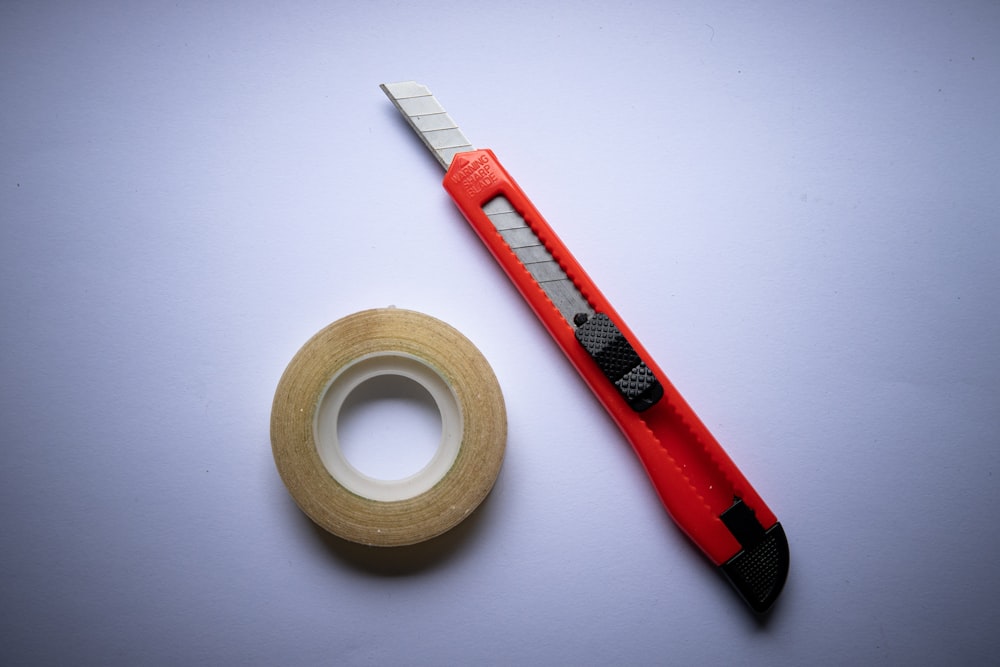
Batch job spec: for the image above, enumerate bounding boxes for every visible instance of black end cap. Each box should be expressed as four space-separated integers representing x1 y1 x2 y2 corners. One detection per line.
720 522 789 614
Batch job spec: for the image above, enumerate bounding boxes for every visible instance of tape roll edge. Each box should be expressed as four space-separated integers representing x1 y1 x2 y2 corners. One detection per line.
270 308 506 547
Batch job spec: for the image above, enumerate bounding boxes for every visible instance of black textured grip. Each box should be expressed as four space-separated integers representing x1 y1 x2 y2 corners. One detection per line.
574 313 663 411
721 522 789 614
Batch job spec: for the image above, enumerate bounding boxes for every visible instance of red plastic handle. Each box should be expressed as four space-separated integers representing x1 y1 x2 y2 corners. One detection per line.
442 149 777 566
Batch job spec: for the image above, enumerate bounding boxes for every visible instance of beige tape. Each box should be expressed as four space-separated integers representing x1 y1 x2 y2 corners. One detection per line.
270 308 506 547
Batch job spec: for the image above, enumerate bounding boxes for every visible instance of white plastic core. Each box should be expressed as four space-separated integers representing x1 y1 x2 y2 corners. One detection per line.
313 352 463 502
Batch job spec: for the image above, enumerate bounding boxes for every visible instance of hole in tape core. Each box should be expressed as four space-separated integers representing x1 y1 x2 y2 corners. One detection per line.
313 352 464 502
337 375 442 481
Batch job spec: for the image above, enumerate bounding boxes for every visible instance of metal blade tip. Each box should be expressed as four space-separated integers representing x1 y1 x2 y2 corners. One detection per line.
380 81 431 100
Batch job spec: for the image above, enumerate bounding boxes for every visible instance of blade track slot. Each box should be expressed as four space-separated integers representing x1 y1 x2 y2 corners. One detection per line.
484 195 593 324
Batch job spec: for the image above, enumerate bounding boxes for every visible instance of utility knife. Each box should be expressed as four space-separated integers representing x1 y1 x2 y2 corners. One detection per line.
381 81 789 613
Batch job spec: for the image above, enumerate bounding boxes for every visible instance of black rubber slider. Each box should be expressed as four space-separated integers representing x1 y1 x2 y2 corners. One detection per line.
574 312 663 411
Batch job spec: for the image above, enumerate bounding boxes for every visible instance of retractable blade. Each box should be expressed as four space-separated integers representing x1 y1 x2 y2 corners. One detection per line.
381 81 789 613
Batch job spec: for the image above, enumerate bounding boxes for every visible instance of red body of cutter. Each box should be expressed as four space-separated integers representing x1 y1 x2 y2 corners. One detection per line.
383 83 788 613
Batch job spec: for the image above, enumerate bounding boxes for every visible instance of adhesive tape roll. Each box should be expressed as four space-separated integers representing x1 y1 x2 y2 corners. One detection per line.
270 308 506 547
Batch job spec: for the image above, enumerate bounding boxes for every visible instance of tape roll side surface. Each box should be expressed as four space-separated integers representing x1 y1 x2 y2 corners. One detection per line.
270 308 506 547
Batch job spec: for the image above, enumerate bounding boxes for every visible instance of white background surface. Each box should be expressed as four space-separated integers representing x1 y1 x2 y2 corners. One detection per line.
2 2 999 664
